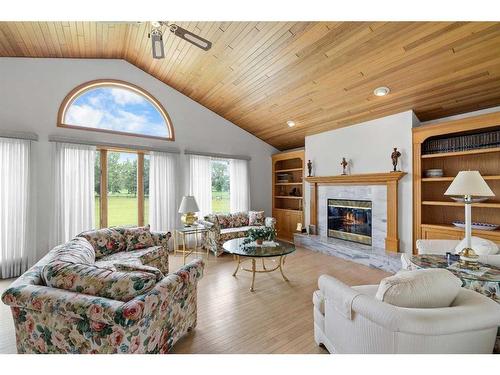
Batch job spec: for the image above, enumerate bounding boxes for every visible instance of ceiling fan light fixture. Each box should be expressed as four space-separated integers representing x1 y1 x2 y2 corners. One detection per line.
169 24 212 51
150 30 165 59
373 86 390 97
287 120 296 128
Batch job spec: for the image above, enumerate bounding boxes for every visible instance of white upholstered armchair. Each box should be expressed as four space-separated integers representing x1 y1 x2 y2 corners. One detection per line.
313 274 500 354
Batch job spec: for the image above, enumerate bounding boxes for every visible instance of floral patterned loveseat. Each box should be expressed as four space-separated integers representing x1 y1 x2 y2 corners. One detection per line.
1 226 204 354
199 211 276 256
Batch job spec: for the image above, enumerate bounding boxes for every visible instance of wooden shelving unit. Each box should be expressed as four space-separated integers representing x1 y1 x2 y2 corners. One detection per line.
420 146 500 159
413 112 500 253
422 175 500 182
275 168 303 173
422 200 500 208
272 150 305 242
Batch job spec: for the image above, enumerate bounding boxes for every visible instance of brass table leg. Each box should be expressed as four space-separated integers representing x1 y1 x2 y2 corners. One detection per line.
174 231 178 256
250 258 256 292
261 258 267 270
232 255 241 276
205 233 210 261
182 233 186 265
279 255 289 282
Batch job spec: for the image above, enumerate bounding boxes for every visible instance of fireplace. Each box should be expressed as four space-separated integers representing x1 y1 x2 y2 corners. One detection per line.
327 199 372 245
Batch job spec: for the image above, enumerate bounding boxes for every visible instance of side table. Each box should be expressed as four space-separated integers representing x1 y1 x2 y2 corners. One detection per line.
174 225 209 264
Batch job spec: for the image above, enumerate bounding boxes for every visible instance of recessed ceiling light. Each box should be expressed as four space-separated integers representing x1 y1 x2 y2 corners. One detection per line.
373 86 390 97
287 120 296 127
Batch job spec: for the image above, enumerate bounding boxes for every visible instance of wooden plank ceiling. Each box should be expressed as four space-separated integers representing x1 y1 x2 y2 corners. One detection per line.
1 21 500 150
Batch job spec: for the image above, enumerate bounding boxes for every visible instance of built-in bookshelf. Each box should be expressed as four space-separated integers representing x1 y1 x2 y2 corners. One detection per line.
272 150 304 242
422 129 499 155
413 112 500 253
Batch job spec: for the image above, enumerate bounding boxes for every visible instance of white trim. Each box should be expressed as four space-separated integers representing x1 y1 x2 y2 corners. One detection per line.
48 135 180 154
184 149 251 161
0 130 38 141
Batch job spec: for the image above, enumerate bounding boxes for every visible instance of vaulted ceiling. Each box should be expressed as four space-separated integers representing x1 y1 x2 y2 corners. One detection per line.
1 21 500 150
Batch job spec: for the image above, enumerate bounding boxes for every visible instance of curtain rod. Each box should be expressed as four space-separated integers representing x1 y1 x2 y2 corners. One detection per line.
0 130 38 141
184 150 251 161
48 135 181 154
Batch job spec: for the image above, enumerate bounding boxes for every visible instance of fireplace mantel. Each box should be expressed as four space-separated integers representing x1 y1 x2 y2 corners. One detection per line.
305 172 407 252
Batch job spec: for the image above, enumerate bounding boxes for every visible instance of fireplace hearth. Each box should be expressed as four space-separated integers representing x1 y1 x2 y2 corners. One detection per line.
327 199 372 245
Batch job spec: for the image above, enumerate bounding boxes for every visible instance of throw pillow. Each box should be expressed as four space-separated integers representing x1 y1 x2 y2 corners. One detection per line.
249 211 265 226
375 268 462 308
216 214 232 229
114 262 164 282
231 212 249 227
41 261 157 302
454 236 499 256
50 237 96 265
77 227 126 258
123 225 155 251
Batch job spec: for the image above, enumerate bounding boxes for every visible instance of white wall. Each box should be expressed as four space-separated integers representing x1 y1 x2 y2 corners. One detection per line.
305 111 416 253
0 57 277 259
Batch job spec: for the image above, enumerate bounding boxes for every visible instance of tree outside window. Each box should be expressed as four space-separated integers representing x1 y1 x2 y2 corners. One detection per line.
211 160 230 213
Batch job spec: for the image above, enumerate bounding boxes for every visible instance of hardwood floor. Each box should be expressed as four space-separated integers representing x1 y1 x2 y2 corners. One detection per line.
0 247 390 354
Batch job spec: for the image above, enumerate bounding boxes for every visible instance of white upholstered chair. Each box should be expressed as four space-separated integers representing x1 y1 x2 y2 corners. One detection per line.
313 274 500 354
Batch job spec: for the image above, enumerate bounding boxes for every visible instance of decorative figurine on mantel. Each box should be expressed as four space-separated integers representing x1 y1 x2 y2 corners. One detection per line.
307 159 313 177
340 157 348 175
391 147 402 172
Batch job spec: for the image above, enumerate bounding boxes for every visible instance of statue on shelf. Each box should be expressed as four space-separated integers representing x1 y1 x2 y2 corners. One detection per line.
340 157 348 175
307 159 313 177
391 147 402 172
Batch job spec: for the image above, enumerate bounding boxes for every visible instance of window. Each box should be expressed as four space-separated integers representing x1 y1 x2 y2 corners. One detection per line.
0 137 36 278
189 154 249 215
58 80 174 140
107 152 139 227
95 148 149 228
211 159 230 213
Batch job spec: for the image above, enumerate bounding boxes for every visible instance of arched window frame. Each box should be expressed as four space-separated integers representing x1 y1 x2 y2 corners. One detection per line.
57 79 175 141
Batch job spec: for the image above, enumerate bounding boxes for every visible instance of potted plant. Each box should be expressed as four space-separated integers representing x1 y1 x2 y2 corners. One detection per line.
243 227 276 246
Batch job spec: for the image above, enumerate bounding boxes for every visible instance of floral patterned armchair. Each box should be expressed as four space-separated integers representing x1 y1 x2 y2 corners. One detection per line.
199 211 276 256
1 226 205 354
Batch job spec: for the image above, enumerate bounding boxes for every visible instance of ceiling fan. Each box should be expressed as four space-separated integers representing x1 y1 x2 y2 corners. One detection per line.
148 21 212 59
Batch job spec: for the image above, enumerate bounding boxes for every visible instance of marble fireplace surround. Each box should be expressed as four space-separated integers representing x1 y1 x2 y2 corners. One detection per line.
305 172 406 252
321 186 385 249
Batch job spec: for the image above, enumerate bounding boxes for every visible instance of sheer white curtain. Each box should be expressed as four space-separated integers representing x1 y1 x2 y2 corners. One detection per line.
149 151 178 232
0 138 36 278
188 154 212 217
229 158 250 213
50 142 95 247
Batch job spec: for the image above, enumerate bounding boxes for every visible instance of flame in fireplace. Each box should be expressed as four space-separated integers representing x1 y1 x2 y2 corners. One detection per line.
343 211 364 226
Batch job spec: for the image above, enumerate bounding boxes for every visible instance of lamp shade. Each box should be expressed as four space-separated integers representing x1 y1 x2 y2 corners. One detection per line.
444 171 495 197
178 196 200 213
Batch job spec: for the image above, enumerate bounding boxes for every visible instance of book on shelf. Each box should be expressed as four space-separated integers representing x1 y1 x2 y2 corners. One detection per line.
276 173 292 183
422 129 500 155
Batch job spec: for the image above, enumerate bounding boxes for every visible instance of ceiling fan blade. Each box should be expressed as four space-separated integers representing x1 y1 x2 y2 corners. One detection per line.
170 25 212 51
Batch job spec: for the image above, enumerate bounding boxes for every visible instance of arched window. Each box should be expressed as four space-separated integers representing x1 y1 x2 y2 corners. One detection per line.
58 80 174 140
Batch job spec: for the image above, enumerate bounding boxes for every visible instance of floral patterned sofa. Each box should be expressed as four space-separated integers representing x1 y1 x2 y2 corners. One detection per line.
199 211 276 256
1 226 204 354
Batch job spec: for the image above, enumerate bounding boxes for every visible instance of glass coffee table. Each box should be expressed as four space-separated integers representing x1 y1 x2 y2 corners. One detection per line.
222 238 296 292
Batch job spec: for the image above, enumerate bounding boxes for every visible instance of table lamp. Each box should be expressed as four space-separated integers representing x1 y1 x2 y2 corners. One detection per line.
178 196 200 227
444 171 495 269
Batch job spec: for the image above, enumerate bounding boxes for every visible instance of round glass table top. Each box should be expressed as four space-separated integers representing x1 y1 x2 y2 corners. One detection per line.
222 238 296 258
410 255 500 282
